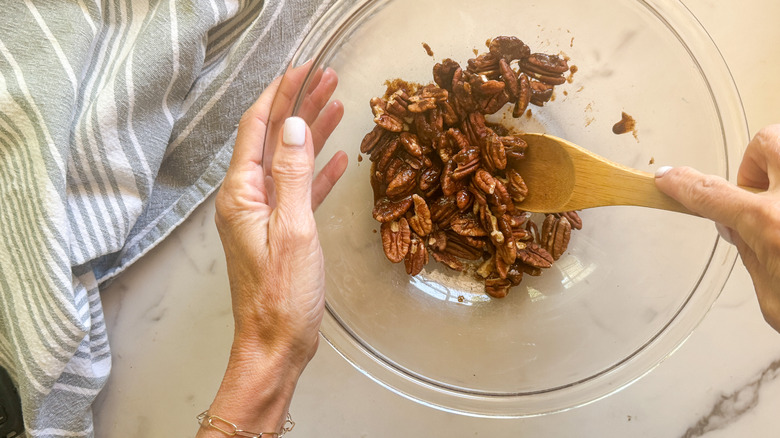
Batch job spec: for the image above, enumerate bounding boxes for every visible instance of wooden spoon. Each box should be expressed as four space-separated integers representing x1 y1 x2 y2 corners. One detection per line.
512 133 756 214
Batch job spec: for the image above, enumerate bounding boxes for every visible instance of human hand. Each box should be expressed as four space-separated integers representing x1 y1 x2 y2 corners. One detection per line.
201 67 347 436
655 124 780 332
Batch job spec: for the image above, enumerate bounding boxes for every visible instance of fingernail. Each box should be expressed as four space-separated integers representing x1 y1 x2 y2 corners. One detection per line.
283 117 306 147
715 223 735 245
655 166 673 178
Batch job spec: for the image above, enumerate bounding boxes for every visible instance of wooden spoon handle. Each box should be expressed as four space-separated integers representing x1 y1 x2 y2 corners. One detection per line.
569 165 762 215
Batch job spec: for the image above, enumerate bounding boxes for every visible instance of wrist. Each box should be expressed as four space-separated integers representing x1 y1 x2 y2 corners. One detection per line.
198 341 306 437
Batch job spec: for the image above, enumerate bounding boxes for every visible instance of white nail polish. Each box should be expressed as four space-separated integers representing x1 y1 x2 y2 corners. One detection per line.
283 117 306 147
654 166 673 178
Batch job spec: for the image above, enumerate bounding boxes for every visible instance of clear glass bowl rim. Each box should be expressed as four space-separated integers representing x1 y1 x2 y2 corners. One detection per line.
276 0 749 418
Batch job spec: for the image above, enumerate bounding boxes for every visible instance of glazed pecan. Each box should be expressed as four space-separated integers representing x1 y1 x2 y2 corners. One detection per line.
488 36 531 61
516 242 554 269
429 195 459 227
405 233 428 275
385 164 418 199
443 233 483 261
418 162 442 196
512 73 531 117
500 135 528 161
399 132 423 158
361 125 387 154
441 159 465 196
450 213 487 237
381 218 411 263
455 189 473 211
408 194 433 237
431 248 465 271
433 58 460 90
520 53 569 75
560 210 583 230
485 277 511 298
452 145 481 180
529 80 554 106
371 97 404 132
499 58 519 101
506 168 529 202
373 196 413 223
540 214 572 260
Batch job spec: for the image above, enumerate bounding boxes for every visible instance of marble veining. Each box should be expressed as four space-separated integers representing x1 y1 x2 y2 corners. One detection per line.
681 358 780 438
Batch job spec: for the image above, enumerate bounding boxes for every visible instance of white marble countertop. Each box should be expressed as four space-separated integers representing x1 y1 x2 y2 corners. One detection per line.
93 1 780 436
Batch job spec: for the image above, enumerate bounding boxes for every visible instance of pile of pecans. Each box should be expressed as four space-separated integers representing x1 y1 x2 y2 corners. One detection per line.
360 36 582 298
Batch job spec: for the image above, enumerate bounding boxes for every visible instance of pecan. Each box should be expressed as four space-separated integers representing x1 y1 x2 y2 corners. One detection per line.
450 213 487 237
383 158 404 184
433 58 460 90
399 132 423 158
371 136 400 172
452 145 481 179
473 169 497 195
480 89 510 115
499 58 519 101
427 229 447 252
407 94 437 113
494 213 517 265
361 125 387 154
520 53 569 75
443 235 483 261
477 79 506 96
467 52 500 77
485 277 511 298
540 214 572 260
516 241 553 269
414 110 442 143
506 265 524 286
512 73 531 117
488 36 531 61
381 218 411 263
386 164 417 199
500 135 527 161
371 97 404 132
561 210 583 230
385 90 409 118
373 196 413 223
404 233 428 275
441 159 464 196
455 188 473 211
408 194 433 237
506 168 529 202
418 162 442 196
495 253 509 279
431 249 465 271
429 195 459 227
529 80 554 106
482 132 507 171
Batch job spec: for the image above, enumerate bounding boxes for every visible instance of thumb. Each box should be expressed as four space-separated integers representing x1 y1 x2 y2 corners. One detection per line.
654 166 758 229
272 117 314 214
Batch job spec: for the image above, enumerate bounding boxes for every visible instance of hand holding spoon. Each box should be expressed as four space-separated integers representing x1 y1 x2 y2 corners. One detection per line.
513 133 761 214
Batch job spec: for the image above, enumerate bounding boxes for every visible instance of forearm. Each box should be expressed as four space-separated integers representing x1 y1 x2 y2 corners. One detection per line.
196 341 306 437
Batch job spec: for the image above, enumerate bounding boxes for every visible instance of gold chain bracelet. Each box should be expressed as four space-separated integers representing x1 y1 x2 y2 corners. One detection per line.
197 411 295 437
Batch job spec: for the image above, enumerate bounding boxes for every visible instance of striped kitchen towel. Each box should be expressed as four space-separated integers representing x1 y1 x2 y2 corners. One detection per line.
0 0 334 435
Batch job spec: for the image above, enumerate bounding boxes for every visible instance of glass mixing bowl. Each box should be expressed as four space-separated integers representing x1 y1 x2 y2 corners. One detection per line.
264 0 747 417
